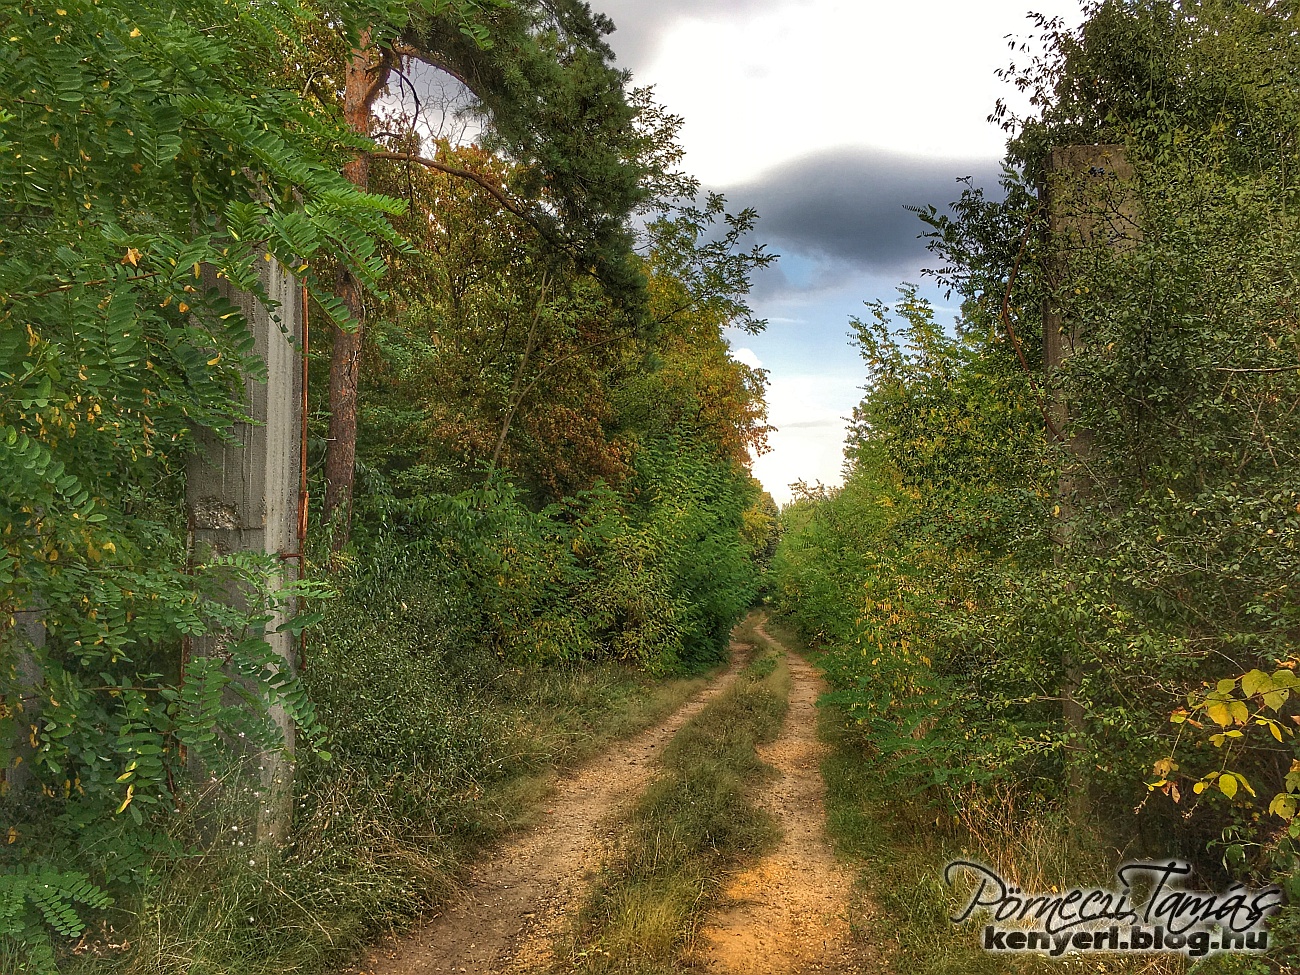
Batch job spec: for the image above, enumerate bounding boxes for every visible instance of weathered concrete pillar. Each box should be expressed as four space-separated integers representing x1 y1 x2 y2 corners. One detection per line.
1042 145 1138 824
186 258 302 844
1043 145 1138 376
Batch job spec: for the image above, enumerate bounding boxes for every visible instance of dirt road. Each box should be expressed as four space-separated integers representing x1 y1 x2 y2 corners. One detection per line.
354 621 869 974
355 650 747 975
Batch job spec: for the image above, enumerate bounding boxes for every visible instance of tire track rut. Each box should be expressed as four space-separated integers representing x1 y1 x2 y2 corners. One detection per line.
692 624 869 974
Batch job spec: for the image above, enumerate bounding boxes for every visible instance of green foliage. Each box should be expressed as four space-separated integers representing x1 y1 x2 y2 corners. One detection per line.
1013 1 1300 884
772 7 1300 958
400 0 682 306
349 134 771 674
0 868 111 974
346 449 760 677
625 440 765 668
363 143 638 502
770 291 1056 796
0 0 406 956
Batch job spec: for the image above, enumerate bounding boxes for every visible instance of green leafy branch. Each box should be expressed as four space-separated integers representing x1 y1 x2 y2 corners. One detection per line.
1153 666 1300 829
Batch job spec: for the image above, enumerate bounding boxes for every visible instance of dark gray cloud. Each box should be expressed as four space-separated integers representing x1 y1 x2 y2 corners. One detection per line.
723 148 1003 281
595 1 784 71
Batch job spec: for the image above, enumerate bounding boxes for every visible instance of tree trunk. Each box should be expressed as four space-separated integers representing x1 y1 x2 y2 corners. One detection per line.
322 30 388 548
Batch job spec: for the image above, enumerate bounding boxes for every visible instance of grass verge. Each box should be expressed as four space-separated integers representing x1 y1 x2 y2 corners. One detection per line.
558 634 791 973
754 621 1284 975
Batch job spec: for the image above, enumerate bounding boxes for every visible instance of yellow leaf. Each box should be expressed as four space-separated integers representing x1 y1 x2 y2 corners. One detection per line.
1219 774 1238 799
178 302 189 313
1217 678 1238 695
6 827 16 844
121 247 142 267
1263 688 1290 712
1193 780 1208 794
116 784 134 814
1206 701 1232 727
1241 669 1273 698
1270 794 1298 820
207 354 221 366
129 27 141 37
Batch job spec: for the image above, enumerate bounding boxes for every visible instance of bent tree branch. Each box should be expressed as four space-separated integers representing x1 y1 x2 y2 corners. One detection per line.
368 149 577 262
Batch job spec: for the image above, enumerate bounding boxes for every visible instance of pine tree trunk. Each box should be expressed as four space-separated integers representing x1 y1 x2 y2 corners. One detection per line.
323 31 385 548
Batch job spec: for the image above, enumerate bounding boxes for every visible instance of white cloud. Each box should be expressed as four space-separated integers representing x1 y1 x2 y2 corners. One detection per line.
732 346 763 370
617 0 1084 185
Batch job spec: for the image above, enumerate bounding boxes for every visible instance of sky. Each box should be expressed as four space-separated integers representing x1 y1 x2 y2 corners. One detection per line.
592 0 1086 504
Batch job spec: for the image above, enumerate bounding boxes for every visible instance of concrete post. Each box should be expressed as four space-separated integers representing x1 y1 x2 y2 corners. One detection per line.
186 258 302 844
1042 145 1138 824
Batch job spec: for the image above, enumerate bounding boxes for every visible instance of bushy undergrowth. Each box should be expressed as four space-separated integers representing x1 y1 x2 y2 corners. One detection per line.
817 703 1180 975
347 458 761 675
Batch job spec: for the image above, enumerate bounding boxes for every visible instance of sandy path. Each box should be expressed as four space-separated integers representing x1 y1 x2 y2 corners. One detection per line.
354 648 747 975
692 624 869 974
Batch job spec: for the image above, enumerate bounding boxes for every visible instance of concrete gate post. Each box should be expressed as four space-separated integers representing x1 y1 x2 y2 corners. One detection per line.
2 608 46 797
186 258 302 844
1042 145 1138 823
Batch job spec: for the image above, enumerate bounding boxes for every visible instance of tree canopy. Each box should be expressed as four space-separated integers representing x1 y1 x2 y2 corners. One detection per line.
0 1 776 966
